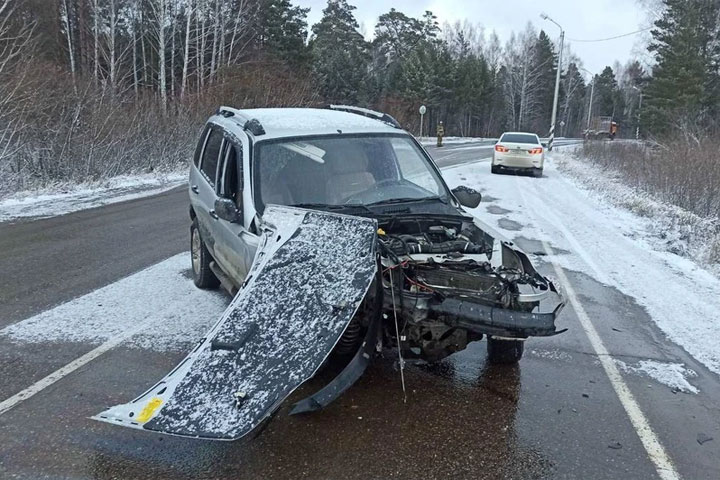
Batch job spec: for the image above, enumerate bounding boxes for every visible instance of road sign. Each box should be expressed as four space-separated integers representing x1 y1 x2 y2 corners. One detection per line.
419 105 426 115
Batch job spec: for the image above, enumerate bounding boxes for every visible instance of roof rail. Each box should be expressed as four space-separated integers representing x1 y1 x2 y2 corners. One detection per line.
328 105 402 129
216 106 266 136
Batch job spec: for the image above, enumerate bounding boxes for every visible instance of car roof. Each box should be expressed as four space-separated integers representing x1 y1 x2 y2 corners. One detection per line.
221 107 402 140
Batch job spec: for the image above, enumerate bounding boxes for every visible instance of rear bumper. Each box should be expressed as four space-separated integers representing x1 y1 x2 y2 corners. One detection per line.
493 153 543 169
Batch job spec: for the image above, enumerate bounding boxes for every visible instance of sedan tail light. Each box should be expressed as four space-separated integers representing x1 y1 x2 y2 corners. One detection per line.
495 145 509 153
528 147 543 154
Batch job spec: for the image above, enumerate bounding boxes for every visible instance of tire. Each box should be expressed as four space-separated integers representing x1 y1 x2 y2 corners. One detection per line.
491 165 500 174
190 218 220 289
533 168 543 178
487 337 524 364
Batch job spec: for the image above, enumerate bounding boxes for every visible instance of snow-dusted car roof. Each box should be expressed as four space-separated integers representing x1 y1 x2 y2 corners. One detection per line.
233 108 401 140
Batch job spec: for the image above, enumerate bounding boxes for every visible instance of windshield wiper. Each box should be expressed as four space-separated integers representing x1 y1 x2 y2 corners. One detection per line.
366 196 448 207
289 203 374 214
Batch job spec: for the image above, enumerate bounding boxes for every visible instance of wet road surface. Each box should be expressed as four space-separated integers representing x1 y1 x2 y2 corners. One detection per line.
1 140 719 479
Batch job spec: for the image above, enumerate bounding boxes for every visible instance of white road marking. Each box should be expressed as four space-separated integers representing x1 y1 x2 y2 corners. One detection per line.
0 321 149 416
517 178 681 480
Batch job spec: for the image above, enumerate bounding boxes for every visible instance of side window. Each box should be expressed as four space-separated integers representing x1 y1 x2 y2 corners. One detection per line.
200 127 223 187
220 142 243 209
193 125 211 167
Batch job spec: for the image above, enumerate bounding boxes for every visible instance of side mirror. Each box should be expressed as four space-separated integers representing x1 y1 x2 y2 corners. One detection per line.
452 186 482 209
214 198 241 223
541 142 548 148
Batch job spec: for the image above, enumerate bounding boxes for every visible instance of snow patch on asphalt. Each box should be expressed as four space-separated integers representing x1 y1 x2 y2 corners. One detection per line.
529 349 573 361
616 359 698 394
0 172 187 223
0 254 228 351
441 157 720 377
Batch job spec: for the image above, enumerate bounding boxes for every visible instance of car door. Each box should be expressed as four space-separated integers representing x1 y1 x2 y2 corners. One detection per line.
190 124 224 253
212 133 258 284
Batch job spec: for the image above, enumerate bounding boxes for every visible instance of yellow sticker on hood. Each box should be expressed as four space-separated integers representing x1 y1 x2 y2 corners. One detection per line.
136 397 163 423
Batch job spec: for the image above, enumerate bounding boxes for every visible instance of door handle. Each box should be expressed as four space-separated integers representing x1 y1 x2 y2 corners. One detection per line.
209 210 219 220
191 185 199 194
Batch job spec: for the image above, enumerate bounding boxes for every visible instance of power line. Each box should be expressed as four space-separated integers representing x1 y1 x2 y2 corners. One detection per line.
567 27 652 43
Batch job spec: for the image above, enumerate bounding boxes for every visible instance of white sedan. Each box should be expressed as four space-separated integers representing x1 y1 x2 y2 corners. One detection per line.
491 132 545 177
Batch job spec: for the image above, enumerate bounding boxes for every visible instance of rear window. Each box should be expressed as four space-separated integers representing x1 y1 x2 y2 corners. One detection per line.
500 133 539 144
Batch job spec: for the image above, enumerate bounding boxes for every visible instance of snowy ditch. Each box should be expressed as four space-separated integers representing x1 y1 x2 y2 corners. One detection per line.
0 172 187 222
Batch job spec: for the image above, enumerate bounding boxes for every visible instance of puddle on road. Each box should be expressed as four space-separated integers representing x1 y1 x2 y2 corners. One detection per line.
486 205 512 215
512 237 570 256
498 218 522 231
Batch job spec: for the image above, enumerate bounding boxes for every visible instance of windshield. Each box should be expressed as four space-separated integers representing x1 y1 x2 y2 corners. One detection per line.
254 134 448 211
500 133 540 144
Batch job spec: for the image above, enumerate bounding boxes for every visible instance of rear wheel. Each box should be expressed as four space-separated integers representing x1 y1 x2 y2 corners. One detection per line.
487 337 524 364
491 165 500 174
191 218 219 289
533 168 543 178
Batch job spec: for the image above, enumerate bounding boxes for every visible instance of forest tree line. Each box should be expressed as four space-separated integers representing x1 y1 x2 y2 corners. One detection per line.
0 0 716 193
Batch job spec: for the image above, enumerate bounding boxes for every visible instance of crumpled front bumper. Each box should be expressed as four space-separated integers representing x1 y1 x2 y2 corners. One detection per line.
428 281 566 338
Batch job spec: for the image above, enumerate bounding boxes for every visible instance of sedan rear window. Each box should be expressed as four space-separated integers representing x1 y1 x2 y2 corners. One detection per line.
500 133 539 144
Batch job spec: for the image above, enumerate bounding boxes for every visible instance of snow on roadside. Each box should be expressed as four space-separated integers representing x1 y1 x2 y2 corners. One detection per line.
441 156 720 377
616 359 698 394
0 172 187 223
551 147 720 276
419 136 496 146
0 253 228 351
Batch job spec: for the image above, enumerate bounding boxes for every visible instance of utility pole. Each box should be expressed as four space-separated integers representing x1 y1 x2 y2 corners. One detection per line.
632 85 642 140
541 13 564 151
580 67 595 130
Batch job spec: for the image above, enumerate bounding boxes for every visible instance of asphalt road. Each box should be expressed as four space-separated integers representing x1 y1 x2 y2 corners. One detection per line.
1 140 719 480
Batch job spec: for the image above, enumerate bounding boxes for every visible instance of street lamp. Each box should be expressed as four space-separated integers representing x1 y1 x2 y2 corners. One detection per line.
632 85 642 140
541 12 564 151
580 67 595 131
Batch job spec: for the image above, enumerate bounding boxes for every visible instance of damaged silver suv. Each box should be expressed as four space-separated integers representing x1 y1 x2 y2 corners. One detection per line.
95 106 565 441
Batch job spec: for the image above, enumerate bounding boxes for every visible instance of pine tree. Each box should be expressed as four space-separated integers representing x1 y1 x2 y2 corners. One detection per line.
645 0 720 133
559 62 586 136
254 0 310 67
310 0 369 104
593 67 623 118
529 30 557 134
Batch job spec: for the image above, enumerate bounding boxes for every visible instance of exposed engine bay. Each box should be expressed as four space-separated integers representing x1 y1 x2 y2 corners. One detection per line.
341 215 564 363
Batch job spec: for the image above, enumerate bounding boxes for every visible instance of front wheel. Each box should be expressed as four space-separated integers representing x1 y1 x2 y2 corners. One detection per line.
190 219 219 289
487 337 524 364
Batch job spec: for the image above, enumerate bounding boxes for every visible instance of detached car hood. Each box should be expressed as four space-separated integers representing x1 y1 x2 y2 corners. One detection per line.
94 206 377 440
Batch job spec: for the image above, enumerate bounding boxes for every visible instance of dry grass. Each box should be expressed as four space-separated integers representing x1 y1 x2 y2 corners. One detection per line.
0 62 321 198
581 139 720 218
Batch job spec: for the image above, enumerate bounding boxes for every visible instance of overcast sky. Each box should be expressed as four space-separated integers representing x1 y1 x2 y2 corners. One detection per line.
296 0 651 78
